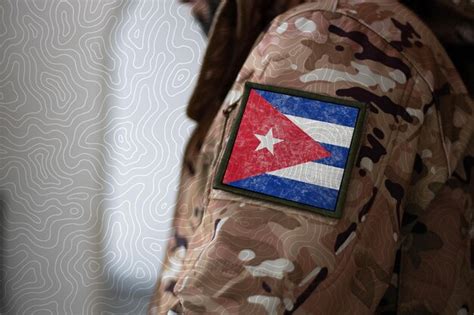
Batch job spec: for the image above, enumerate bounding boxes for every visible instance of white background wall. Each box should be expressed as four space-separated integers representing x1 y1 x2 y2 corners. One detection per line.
0 1 206 313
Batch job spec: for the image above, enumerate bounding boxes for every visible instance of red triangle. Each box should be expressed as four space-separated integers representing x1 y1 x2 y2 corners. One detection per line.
223 90 331 184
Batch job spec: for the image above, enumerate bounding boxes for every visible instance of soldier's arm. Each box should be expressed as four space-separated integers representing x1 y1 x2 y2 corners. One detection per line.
156 2 473 314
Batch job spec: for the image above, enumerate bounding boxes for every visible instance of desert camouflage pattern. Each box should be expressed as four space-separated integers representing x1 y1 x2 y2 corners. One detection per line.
149 0 474 314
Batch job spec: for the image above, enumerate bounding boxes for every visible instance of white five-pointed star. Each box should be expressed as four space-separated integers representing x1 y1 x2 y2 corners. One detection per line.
254 128 283 155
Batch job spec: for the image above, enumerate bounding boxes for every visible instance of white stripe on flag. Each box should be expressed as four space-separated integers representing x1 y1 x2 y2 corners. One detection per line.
285 114 354 148
267 162 344 190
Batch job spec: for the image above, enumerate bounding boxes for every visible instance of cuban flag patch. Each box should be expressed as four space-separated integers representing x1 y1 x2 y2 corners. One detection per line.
214 83 366 218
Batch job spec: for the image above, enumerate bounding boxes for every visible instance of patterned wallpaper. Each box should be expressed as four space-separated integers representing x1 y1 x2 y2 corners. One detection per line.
0 0 205 313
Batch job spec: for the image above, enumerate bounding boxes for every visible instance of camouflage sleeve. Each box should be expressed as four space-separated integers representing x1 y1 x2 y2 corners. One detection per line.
395 129 473 314
153 2 474 314
393 86 474 312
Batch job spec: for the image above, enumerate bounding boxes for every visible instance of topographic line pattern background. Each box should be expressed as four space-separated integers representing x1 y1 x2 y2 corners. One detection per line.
0 0 205 313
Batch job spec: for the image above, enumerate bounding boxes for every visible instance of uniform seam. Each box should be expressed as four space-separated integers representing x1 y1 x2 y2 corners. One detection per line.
389 71 418 315
435 99 452 175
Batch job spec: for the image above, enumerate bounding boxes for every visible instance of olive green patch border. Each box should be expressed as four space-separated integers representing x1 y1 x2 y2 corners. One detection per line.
213 82 367 219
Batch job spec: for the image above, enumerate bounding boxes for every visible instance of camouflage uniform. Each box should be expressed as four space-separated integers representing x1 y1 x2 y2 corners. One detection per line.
149 0 474 313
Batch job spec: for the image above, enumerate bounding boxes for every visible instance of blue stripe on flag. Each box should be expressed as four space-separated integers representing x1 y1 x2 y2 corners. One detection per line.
256 89 359 127
314 143 349 169
228 174 338 211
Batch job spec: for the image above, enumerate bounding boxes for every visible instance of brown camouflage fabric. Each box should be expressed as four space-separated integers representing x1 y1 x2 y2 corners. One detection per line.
149 0 474 313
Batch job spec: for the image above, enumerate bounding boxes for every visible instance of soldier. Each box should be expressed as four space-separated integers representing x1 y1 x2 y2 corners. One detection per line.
149 0 473 314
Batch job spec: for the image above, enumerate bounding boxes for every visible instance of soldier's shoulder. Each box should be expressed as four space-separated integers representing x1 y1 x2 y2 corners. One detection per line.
272 0 466 95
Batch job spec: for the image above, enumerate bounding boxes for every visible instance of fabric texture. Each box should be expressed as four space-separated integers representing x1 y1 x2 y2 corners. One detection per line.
149 0 474 314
